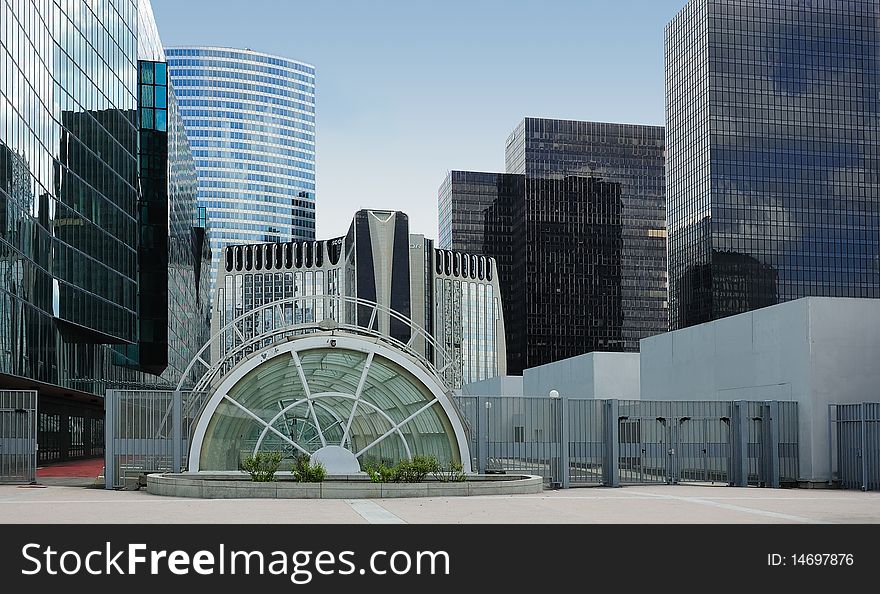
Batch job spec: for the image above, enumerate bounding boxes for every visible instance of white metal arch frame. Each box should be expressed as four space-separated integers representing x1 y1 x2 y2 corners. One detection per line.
176 295 457 398
266 398 348 452
254 391 414 461
188 335 472 472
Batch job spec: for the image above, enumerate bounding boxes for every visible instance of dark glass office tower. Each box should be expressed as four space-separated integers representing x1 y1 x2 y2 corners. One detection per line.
666 0 880 330
441 118 666 374
438 172 523 362
505 118 667 361
0 0 212 462
438 171 523 260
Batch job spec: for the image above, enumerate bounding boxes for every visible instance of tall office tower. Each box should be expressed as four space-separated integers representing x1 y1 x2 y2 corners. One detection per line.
0 0 212 463
440 118 666 375
214 209 507 388
438 172 526 372
165 47 317 295
666 0 880 330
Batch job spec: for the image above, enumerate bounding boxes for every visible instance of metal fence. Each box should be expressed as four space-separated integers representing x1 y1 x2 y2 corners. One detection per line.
106 390 799 489
37 400 104 464
0 390 38 484
829 403 880 491
457 396 799 488
104 390 208 489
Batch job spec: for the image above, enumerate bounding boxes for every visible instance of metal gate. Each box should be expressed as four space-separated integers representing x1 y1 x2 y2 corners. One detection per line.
829 403 880 491
675 414 731 483
457 395 798 488
617 401 674 484
567 399 605 486
482 396 558 479
0 390 38 484
738 401 799 488
105 390 210 489
616 401 732 485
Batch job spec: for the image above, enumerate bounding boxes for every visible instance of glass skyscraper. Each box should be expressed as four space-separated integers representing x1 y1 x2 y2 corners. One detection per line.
666 0 880 330
165 47 317 295
0 0 211 462
440 118 667 375
438 171 525 372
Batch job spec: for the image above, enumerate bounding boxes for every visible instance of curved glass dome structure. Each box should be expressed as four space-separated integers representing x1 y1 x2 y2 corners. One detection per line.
189 334 470 473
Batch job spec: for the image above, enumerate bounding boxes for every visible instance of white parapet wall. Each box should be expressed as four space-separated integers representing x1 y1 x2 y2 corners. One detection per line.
460 352 641 399
523 352 641 399
461 375 524 397
639 297 880 485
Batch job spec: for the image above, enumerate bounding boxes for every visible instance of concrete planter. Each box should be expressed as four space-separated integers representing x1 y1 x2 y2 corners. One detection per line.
146 472 543 499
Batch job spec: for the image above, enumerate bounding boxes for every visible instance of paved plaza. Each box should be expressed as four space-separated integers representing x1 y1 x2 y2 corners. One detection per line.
1 484 878 524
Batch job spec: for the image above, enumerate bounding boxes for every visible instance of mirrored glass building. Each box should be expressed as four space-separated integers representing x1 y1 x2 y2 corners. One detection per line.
439 118 667 374
666 0 880 330
0 0 212 462
165 46 317 296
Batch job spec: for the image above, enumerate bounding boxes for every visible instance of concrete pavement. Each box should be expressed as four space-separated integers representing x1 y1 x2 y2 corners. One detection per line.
1 484 878 524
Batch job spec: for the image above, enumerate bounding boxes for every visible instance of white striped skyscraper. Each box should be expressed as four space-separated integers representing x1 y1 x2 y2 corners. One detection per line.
165 47 316 294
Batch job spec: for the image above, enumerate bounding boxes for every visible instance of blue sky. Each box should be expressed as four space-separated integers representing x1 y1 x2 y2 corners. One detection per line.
151 0 686 239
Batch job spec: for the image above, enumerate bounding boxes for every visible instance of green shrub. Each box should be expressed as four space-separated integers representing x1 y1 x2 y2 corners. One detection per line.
395 456 440 482
240 452 283 482
365 456 441 483
432 461 467 482
363 462 395 483
292 454 327 482
390 460 414 482
360 455 394 470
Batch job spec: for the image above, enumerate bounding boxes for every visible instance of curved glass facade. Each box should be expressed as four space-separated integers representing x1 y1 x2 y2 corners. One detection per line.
165 47 317 295
199 344 460 471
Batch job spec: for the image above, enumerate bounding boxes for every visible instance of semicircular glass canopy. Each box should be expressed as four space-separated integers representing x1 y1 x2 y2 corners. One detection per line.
199 347 461 471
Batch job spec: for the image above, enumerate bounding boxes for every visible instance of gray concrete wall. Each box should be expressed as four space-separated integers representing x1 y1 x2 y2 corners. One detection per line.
461 375 523 397
590 352 641 399
640 297 880 483
462 353 641 399
805 298 880 483
523 352 640 398
146 473 544 498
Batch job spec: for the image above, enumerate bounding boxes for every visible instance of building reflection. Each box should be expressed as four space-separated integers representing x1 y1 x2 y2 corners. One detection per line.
677 250 779 328
483 174 624 373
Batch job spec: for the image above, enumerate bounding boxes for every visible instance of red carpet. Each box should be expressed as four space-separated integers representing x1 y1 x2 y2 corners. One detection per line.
36 458 104 478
